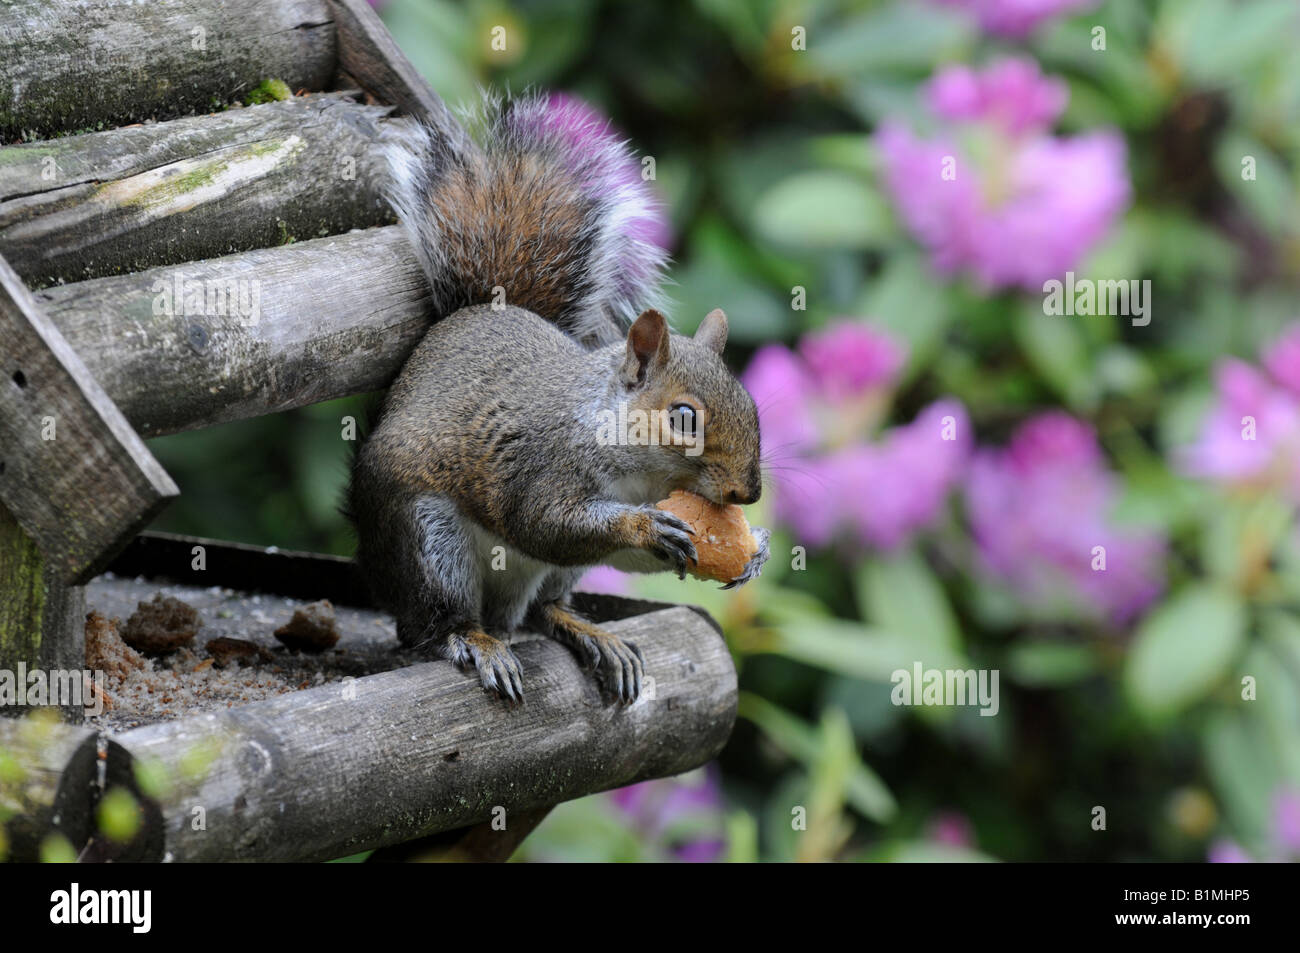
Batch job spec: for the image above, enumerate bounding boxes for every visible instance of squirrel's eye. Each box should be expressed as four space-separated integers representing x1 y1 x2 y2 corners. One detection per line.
668 403 697 437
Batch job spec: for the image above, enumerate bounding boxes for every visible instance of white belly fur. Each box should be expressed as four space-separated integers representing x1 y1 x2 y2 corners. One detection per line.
471 524 553 630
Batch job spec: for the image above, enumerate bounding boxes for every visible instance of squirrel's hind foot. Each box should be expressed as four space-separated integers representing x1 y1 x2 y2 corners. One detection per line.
537 603 644 705
447 627 525 705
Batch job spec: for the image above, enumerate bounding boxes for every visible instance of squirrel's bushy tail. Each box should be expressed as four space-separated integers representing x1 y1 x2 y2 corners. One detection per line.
383 92 669 347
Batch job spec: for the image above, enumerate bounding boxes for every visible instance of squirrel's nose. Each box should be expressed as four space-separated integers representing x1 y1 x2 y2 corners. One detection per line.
727 486 760 506
727 466 762 505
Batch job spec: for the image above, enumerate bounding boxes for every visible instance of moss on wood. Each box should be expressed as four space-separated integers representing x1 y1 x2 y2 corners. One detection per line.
0 505 47 674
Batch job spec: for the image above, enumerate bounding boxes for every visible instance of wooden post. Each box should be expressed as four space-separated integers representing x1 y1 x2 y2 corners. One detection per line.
0 505 85 699
366 808 554 862
111 606 737 862
329 0 454 125
0 253 177 682
0 0 337 140
38 227 431 437
0 93 395 287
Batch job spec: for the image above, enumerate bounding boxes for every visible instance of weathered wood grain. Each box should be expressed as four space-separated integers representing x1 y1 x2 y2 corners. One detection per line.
366 807 554 862
0 0 336 140
113 606 737 862
329 0 454 125
38 226 430 437
0 93 396 287
0 255 178 585
0 503 85 711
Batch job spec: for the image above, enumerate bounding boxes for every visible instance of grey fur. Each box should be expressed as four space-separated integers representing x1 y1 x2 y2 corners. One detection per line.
351 95 766 704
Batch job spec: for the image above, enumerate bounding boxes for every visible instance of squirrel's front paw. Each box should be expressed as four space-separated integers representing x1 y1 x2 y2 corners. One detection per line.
447 628 525 704
638 506 698 579
722 526 771 590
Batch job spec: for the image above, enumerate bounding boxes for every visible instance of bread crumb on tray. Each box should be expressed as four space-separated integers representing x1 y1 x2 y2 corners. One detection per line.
82 575 410 732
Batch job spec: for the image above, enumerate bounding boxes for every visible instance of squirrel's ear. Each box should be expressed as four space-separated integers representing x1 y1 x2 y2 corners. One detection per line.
694 308 728 354
623 309 670 386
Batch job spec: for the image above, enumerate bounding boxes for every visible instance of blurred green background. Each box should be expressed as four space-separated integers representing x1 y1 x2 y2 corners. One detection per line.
146 0 1300 862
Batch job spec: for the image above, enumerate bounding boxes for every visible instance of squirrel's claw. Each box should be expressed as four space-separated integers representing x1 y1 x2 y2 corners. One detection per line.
721 526 771 590
644 507 698 579
578 631 645 704
449 629 525 705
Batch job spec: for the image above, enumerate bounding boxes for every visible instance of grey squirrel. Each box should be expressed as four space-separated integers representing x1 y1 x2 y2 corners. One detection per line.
348 93 769 704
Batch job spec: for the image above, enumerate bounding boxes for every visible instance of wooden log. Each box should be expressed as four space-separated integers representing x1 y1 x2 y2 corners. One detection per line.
0 94 396 287
112 606 737 862
38 226 431 437
0 254 178 586
365 807 554 862
0 504 85 714
0 0 336 140
329 0 454 125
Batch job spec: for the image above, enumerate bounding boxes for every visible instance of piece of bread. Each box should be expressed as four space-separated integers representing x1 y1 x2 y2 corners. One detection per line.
655 490 759 583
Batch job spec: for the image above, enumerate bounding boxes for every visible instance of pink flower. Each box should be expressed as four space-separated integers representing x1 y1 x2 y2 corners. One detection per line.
744 323 969 552
743 344 821 460
933 0 1098 38
1208 786 1300 862
1178 327 1300 504
799 321 906 402
609 767 725 862
1208 839 1252 863
1275 788 1300 853
927 60 1068 136
965 413 1165 625
1264 324 1300 400
876 59 1130 292
1006 410 1102 470
576 565 632 596
927 810 976 848
841 400 971 549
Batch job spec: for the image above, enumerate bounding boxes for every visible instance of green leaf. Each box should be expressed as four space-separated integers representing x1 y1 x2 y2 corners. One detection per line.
1200 496 1297 586
1215 133 1294 238
723 809 759 863
381 0 480 110
1202 708 1277 853
1014 305 1098 411
768 617 943 681
1159 0 1299 87
1124 585 1246 719
752 171 893 250
669 218 791 343
738 693 898 823
804 2 972 78
1251 624 1300 787
758 585 836 624
1006 643 1100 688
856 547 963 661
856 252 951 379
862 841 998 863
